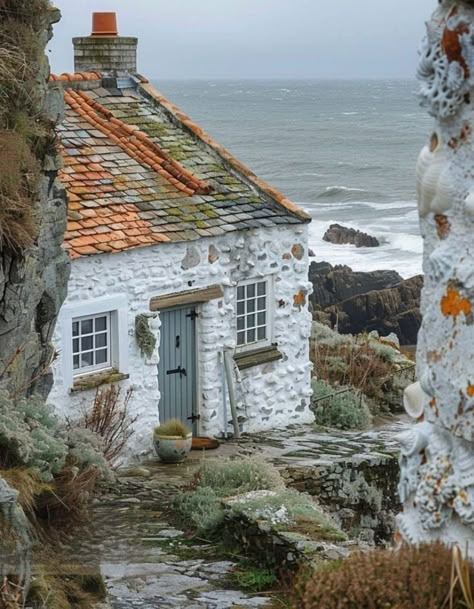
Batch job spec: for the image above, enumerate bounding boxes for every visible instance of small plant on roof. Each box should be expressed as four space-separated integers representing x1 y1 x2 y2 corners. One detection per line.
154 418 190 439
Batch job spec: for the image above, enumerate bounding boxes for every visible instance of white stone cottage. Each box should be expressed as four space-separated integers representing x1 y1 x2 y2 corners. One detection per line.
48 14 314 460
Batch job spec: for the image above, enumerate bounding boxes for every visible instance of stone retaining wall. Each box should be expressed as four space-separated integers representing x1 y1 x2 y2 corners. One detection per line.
281 454 400 544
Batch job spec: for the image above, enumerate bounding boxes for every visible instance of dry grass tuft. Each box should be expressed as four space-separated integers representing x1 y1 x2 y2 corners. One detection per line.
0 0 54 253
36 466 100 529
0 467 50 518
27 550 107 609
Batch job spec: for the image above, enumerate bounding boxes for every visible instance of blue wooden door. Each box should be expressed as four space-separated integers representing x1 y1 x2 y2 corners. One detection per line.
158 306 198 433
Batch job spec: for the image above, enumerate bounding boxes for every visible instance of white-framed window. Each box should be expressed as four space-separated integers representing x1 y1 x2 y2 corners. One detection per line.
72 312 111 375
59 295 129 389
236 278 272 351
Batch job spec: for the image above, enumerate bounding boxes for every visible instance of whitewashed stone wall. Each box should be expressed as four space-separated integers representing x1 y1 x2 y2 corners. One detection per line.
397 0 474 554
49 225 314 462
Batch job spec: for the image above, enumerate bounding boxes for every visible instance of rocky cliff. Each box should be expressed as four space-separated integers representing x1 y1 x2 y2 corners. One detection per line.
0 1 69 601
309 261 423 345
0 3 69 399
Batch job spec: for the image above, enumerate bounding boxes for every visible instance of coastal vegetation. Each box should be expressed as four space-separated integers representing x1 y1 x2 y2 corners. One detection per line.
310 322 414 429
294 543 474 609
173 457 285 534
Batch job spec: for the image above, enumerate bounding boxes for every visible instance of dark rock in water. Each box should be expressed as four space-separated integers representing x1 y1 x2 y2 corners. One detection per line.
323 223 380 248
309 261 423 345
308 248 316 258
309 261 403 309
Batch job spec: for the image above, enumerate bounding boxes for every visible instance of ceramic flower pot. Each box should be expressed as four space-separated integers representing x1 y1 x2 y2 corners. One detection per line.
153 433 192 463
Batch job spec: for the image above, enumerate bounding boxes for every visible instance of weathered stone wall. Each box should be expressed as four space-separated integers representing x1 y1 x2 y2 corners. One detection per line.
49 224 314 462
282 454 400 544
0 8 70 399
398 0 474 552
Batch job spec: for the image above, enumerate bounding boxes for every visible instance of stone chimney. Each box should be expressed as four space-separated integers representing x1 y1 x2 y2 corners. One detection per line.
73 12 138 74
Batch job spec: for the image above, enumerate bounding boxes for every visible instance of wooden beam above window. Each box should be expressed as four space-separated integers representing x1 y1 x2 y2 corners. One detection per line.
149 284 224 311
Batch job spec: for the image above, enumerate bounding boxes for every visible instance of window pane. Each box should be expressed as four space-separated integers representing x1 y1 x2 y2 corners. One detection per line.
247 299 255 313
81 352 93 367
237 317 245 331
257 282 266 296
247 329 256 343
257 327 266 341
247 314 256 328
257 312 266 326
237 286 245 300
72 321 79 337
247 284 255 298
237 331 246 345
237 301 245 316
72 338 79 354
95 316 107 332
81 335 93 351
95 333 107 348
73 354 80 369
257 297 266 311
95 349 108 365
81 319 93 334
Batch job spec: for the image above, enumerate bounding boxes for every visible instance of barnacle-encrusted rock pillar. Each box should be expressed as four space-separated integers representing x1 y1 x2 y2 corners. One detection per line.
397 0 474 553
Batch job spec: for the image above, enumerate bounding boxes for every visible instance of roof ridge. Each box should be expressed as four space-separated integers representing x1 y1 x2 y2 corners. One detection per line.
64 88 210 197
135 80 310 222
50 72 102 82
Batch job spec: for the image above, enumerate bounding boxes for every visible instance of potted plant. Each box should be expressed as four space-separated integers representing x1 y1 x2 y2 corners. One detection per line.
153 419 192 463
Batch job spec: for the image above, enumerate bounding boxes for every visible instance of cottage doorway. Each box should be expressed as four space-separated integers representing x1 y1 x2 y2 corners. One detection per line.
158 305 198 434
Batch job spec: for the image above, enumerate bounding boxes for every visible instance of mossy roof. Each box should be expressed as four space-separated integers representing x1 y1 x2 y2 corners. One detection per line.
51 72 310 259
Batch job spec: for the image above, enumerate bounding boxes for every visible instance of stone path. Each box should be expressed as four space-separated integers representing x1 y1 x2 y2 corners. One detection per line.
233 417 408 468
64 465 275 609
61 418 407 608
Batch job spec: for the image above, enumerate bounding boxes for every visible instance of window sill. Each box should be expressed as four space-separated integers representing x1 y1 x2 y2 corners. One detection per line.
70 369 129 393
234 345 282 371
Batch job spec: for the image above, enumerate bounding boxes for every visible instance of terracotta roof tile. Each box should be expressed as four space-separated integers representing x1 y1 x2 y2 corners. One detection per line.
54 73 309 259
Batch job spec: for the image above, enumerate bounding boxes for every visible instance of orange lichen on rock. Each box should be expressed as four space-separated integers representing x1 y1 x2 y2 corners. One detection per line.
435 214 450 239
467 385 474 398
440 285 472 318
442 20 471 77
293 290 306 308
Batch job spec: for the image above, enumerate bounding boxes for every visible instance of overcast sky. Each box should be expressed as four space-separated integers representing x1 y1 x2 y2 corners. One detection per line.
48 0 436 79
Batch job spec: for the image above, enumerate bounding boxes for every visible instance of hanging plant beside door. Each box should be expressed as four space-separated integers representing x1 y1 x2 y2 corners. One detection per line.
135 314 156 358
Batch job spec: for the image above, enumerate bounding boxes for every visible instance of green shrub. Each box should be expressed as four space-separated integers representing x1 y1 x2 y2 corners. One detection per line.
0 392 111 482
173 457 284 535
311 379 371 430
297 542 472 609
0 391 67 479
154 419 190 438
196 456 284 497
173 487 224 535
233 567 277 592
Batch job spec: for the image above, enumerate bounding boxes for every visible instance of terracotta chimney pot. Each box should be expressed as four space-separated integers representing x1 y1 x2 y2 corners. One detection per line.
92 12 118 36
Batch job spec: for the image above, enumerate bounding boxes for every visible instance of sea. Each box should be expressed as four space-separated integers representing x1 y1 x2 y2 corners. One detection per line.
153 79 433 279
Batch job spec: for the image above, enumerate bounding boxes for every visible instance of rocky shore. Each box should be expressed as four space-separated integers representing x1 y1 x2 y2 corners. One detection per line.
308 261 423 345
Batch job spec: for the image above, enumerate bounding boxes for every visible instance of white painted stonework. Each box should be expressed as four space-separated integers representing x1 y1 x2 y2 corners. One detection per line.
49 225 314 462
398 0 474 554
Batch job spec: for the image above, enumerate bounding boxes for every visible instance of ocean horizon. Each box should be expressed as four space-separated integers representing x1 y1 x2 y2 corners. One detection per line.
153 78 431 279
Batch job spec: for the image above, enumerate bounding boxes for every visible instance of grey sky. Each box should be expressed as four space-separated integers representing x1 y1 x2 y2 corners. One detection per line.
48 0 436 79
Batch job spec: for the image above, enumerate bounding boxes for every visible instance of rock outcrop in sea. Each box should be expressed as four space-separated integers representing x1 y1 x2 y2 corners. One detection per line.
323 223 380 248
309 261 422 345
